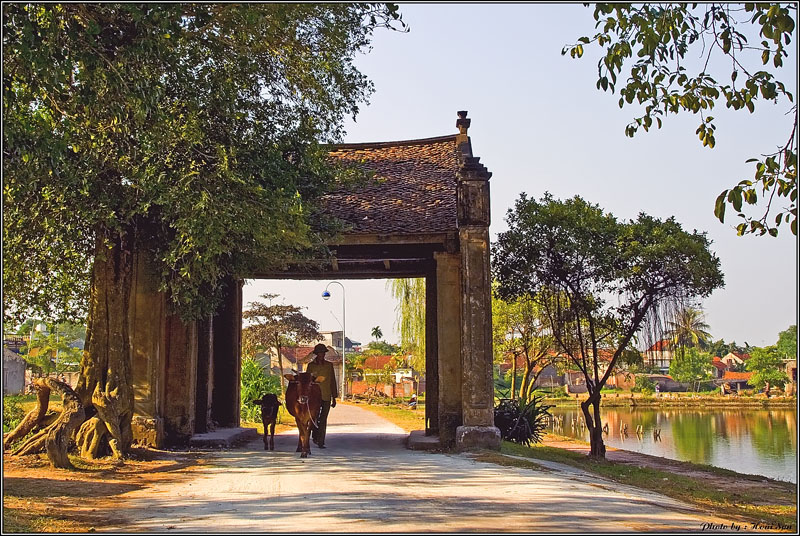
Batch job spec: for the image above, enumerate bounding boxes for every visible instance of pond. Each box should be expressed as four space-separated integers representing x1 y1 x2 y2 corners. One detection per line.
548 406 797 483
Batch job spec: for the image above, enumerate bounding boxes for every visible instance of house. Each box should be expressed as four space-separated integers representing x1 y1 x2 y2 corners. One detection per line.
710 356 729 379
3 348 26 394
318 331 361 353
257 345 341 377
643 340 674 372
720 352 751 368
721 370 754 390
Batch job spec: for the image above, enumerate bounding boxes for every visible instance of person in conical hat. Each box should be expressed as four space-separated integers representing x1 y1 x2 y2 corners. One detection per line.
304 343 338 448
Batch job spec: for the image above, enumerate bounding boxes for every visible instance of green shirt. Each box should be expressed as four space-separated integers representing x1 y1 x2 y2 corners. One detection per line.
305 359 338 402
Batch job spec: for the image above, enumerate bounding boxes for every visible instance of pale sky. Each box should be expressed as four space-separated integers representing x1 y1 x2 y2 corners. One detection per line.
245 4 798 349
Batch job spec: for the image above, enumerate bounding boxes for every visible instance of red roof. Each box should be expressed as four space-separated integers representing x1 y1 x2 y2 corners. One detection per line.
280 346 342 364
325 136 459 235
647 340 672 352
711 360 728 371
363 355 397 370
722 371 754 381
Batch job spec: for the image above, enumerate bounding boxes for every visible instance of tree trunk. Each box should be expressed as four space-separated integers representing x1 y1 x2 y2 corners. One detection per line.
580 392 606 459
276 339 286 400
73 225 135 460
511 353 517 400
4 381 52 449
12 378 85 469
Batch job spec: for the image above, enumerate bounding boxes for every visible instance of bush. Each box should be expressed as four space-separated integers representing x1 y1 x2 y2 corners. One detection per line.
240 358 282 423
3 395 26 433
494 393 553 446
632 376 655 395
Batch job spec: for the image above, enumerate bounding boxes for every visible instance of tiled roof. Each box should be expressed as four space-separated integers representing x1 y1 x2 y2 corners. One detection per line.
711 359 728 371
647 340 672 352
363 355 398 370
324 136 460 235
280 345 342 364
722 371 754 381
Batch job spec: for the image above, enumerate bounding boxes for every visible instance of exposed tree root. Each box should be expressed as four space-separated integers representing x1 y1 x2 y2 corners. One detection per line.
75 417 109 460
3 382 51 449
11 378 85 469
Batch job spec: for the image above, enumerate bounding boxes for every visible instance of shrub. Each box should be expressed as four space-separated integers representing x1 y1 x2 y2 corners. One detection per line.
494 393 553 446
3 395 26 433
240 358 282 423
632 376 655 395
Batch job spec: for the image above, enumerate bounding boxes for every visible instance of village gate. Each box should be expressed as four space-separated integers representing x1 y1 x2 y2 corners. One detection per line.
128 112 500 451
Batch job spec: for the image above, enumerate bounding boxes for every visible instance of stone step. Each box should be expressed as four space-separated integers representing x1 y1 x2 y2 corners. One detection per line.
406 430 441 451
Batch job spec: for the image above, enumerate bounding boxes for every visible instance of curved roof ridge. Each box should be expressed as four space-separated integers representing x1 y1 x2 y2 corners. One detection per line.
328 134 457 150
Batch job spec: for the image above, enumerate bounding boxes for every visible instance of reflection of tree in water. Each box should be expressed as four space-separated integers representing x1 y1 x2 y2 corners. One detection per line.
670 412 715 463
748 411 796 460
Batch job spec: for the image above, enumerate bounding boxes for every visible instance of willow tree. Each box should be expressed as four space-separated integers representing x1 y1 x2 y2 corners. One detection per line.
3 4 405 463
387 278 425 371
493 193 724 458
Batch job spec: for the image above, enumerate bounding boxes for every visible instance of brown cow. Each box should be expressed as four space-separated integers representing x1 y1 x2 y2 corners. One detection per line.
253 393 281 451
284 372 324 458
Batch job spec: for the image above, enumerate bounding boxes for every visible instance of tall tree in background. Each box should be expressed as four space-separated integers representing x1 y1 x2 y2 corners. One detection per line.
371 326 384 340
563 4 797 237
665 307 712 359
387 278 425 371
242 294 320 399
3 4 404 463
494 193 724 458
776 325 797 358
492 291 559 402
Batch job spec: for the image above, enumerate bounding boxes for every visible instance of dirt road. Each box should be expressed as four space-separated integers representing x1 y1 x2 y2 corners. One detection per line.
108 404 735 532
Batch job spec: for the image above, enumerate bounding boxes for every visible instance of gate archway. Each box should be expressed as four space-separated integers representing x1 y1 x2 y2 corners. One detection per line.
129 112 500 450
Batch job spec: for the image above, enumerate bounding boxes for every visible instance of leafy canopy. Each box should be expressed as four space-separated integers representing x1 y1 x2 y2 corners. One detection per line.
669 347 714 384
563 3 797 237
776 324 797 357
746 345 789 389
3 4 406 325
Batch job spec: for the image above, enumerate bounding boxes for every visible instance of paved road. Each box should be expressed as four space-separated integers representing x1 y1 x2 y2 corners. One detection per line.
111 403 735 533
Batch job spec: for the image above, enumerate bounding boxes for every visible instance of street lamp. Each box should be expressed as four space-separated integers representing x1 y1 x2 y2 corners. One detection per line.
322 281 346 401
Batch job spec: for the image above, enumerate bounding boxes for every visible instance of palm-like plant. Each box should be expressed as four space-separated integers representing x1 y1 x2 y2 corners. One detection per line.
371 326 383 340
666 307 712 358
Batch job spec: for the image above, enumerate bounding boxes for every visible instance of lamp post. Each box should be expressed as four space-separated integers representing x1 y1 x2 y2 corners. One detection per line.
322 281 346 400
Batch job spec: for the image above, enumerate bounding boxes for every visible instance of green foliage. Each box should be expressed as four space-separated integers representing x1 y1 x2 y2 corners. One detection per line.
632 375 656 395
493 192 724 399
666 307 712 355
3 4 406 325
387 278 425 371
776 325 797 358
364 340 400 356
563 4 797 237
240 358 282 423
669 347 714 385
2 395 26 433
493 395 553 446
746 345 789 390
707 338 747 358
371 326 383 340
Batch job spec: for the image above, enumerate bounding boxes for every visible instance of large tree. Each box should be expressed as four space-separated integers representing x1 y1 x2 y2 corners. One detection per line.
242 294 320 399
493 193 724 458
563 4 797 237
776 324 797 358
3 4 404 464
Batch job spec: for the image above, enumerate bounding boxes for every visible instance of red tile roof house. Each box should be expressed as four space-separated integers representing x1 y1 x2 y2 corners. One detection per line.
353 355 417 398
721 370 754 391
256 345 341 377
711 356 730 379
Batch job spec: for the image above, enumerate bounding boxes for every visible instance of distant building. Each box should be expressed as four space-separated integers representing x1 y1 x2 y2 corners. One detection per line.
318 331 361 352
643 340 674 373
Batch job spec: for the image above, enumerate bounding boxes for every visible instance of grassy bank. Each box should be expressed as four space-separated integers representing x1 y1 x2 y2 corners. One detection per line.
487 441 796 529
343 399 425 433
544 393 797 408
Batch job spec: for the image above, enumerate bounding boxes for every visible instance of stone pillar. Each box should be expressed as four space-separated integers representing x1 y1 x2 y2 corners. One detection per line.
129 249 166 447
163 316 198 445
194 316 214 434
425 268 439 436
211 278 242 428
455 111 500 450
434 251 463 447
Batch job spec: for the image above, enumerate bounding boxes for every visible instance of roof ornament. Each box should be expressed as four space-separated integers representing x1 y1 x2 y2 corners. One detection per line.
456 110 470 136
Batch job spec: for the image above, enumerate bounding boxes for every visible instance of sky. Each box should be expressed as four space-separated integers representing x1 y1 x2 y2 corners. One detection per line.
244 4 798 349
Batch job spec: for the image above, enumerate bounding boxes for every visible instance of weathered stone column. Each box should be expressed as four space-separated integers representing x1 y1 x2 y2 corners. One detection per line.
130 250 166 447
194 316 214 434
211 278 242 428
434 251 463 447
455 111 500 450
163 316 198 445
425 268 439 436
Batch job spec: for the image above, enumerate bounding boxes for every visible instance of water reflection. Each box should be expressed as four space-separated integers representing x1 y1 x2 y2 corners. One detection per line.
549 406 797 483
